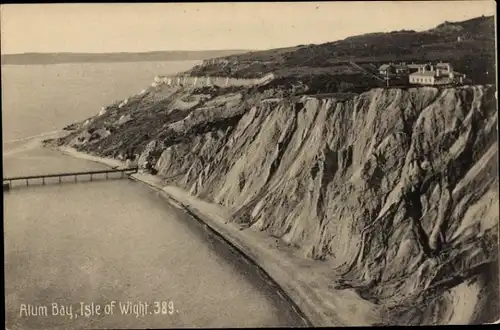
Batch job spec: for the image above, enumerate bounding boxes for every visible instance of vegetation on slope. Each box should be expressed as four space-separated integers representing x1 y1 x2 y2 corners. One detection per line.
188 15 495 92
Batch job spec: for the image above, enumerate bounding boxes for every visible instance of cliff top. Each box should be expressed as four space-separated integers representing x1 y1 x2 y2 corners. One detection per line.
186 15 495 87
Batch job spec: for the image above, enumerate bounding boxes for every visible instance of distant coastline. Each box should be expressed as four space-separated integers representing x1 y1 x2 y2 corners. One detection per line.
1 50 251 65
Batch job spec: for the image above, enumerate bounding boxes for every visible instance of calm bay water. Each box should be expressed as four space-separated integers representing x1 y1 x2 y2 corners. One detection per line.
2 62 303 329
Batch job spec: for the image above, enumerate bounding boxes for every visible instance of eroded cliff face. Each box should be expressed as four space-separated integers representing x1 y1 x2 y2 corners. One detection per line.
56 83 498 325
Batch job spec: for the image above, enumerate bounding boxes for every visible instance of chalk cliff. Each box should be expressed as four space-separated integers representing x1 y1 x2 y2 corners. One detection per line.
54 81 498 325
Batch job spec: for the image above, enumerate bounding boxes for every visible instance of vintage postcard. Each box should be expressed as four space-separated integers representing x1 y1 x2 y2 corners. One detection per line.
2 1 498 328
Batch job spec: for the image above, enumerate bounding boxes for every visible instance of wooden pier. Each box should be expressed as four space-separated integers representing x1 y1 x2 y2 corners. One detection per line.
3 167 139 190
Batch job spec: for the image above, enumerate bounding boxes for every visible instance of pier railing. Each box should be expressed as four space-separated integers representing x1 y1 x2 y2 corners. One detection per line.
3 167 139 190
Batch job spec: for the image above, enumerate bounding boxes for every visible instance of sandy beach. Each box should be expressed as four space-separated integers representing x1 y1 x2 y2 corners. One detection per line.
46 144 384 327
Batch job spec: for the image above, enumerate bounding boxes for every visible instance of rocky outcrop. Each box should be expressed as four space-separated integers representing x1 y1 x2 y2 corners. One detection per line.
55 83 498 325
201 58 237 67
152 73 275 88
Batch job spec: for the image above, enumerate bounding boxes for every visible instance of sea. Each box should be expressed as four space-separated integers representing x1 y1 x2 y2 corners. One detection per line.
2 61 304 329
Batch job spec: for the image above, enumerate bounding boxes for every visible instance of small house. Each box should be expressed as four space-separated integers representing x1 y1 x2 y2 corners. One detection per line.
379 62 409 76
393 63 409 75
409 71 438 85
407 63 425 73
435 62 452 74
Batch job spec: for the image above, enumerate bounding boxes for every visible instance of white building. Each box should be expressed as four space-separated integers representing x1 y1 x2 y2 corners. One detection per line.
409 62 465 85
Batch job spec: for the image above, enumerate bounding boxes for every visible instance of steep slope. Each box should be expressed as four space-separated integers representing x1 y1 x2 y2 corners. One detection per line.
53 82 498 325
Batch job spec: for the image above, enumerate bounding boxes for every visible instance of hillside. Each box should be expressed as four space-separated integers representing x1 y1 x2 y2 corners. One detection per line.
187 15 495 91
0 50 250 65
46 14 498 326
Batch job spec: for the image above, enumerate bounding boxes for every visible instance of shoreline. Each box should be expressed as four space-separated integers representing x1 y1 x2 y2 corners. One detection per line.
46 143 384 327
3 130 70 157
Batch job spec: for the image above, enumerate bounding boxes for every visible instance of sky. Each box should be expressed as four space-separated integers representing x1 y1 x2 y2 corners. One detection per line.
0 1 496 54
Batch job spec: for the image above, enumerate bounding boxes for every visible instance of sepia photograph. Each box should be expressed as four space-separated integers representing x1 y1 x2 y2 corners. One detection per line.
1 1 498 328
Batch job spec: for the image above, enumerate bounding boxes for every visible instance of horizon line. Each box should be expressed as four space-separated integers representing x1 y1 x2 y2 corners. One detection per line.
1 49 259 56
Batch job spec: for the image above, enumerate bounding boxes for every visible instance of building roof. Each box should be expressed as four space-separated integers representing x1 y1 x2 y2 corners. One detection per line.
410 71 438 77
407 64 425 69
378 64 391 70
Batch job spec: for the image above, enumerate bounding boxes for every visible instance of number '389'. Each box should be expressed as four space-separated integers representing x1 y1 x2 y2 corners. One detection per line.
153 301 176 315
